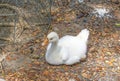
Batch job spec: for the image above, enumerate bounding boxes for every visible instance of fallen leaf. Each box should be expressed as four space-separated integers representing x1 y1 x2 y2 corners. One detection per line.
43 70 49 76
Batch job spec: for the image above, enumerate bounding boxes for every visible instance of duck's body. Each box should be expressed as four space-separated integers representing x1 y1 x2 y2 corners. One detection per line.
44 29 89 65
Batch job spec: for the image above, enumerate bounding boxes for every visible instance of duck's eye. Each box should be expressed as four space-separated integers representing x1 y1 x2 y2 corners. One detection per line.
49 38 53 40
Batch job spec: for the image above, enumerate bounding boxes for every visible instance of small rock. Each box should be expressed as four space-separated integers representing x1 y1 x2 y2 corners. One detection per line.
0 78 6 81
3 54 32 71
78 0 84 3
69 78 76 81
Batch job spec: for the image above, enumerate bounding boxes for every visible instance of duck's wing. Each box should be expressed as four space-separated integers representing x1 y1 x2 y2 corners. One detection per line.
60 47 69 62
59 35 75 44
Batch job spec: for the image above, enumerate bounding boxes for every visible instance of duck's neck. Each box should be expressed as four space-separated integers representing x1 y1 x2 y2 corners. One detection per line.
51 41 58 48
47 41 58 56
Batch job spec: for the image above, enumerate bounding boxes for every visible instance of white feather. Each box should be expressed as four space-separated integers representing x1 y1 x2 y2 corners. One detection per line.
45 29 89 65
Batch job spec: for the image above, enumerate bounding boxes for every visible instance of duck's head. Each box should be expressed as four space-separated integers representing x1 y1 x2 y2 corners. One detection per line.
42 32 59 46
47 32 59 42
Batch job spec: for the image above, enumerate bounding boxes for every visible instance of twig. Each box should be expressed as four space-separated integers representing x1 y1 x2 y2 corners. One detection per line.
0 62 5 78
0 48 11 78
0 37 11 41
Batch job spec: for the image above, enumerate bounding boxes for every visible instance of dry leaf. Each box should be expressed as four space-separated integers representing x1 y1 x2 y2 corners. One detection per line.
43 70 49 76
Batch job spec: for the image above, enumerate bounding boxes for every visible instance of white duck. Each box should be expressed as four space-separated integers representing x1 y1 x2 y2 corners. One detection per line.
42 29 89 65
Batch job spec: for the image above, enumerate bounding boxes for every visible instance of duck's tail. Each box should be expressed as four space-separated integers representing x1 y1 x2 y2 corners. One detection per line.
77 29 90 43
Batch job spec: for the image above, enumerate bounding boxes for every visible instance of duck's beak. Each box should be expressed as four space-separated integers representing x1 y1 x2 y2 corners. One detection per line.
42 38 49 46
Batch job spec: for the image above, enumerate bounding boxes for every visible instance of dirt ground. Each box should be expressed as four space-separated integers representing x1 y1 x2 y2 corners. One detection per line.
0 0 120 81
